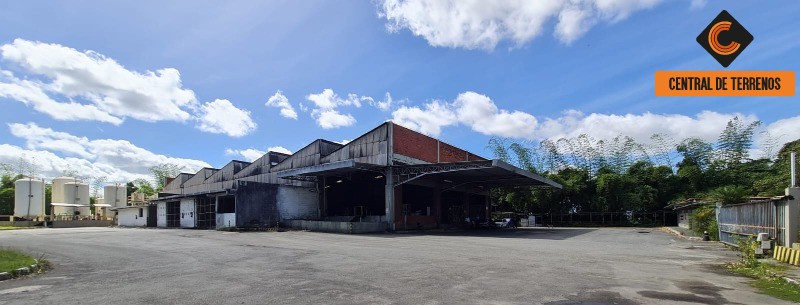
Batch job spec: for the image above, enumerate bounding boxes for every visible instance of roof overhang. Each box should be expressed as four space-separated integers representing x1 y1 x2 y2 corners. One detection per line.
393 159 562 190
150 190 229 202
276 160 384 181
50 203 89 207
276 159 561 190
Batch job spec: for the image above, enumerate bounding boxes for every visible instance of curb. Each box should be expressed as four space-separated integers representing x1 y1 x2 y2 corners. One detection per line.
0 259 40 282
660 227 703 241
784 276 800 286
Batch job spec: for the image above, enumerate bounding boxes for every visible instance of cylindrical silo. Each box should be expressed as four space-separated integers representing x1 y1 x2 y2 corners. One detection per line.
103 185 127 208
14 178 45 219
64 182 90 217
51 176 76 204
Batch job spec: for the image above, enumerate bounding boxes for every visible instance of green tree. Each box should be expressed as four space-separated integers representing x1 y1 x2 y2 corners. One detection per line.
717 117 761 166
150 164 184 192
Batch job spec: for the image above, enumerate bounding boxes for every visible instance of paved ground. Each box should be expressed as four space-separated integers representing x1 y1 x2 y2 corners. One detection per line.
0 227 789 305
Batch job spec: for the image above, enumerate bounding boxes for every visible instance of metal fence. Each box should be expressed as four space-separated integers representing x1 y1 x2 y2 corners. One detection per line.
717 199 787 246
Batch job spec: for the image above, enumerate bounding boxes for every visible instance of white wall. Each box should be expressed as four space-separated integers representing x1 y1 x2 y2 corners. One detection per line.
277 186 319 220
157 202 167 228
118 207 147 227
216 213 236 229
180 198 195 228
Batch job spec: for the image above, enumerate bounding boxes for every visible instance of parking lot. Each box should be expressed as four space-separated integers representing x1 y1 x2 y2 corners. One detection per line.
0 227 789 304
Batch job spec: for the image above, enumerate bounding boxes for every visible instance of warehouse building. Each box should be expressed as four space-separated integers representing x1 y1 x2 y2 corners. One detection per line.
138 122 560 233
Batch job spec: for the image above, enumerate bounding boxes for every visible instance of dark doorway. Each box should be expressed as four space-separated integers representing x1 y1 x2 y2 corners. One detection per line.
196 197 216 229
146 205 157 227
441 191 464 224
166 201 180 227
324 173 385 220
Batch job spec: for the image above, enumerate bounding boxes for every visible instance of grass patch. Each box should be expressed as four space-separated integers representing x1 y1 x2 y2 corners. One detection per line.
0 249 37 273
725 239 800 302
0 226 36 230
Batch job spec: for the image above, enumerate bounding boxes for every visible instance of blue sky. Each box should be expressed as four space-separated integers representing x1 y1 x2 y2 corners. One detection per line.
0 0 798 183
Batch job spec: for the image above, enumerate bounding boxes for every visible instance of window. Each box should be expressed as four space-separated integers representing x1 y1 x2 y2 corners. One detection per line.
217 195 235 213
139 208 143 218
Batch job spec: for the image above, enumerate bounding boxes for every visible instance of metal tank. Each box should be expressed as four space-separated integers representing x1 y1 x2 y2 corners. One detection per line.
64 182 90 217
13 178 45 219
103 185 127 208
51 176 76 204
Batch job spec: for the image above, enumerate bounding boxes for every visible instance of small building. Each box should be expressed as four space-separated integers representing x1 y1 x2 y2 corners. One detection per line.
115 205 151 227
132 122 561 233
670 198 713 229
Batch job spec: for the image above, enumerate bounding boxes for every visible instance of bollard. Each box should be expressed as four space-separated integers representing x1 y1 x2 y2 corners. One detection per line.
703 231 710 241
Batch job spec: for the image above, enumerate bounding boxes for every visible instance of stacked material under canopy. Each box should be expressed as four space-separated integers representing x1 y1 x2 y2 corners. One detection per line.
13 178 45 218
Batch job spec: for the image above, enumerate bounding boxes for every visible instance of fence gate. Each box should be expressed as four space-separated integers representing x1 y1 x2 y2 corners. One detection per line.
717 199 786 246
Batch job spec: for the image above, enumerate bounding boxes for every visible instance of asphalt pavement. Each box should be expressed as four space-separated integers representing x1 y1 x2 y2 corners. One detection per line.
0 227 788 305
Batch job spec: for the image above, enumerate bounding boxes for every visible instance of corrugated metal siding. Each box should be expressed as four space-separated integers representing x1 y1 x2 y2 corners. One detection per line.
718 199 786 246
235 181 279 227
205 161 249 184
163 173 192 192
183 168 218 187
271 140 323 172
322 124 388 165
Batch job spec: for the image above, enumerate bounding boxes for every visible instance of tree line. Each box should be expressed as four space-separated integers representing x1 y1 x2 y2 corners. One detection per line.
487 117 800 215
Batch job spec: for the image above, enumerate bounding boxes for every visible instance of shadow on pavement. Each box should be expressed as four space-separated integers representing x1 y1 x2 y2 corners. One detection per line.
366 227 597 240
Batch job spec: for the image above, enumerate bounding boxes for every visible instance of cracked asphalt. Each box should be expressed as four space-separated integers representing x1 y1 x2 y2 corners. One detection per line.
0 227 789 304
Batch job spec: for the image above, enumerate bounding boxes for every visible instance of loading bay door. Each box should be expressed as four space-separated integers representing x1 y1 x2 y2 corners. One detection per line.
196 197 216 229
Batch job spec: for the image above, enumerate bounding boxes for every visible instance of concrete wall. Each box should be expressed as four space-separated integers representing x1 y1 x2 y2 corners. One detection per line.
284 220 386 233
216 213 236 229
156 202 167 228
277 186 318 220
118 207 147 227
180 198 195 228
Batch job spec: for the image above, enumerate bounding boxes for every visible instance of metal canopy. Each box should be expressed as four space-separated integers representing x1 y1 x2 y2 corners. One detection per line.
276 160 384 181
276 159 561 190
393 160 562 189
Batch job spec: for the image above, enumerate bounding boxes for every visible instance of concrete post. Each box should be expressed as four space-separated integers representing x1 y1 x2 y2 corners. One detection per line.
385 167 395 231
785 187 800 247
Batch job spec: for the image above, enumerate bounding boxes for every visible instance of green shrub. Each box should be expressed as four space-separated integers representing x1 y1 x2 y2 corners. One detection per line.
689 205 719 240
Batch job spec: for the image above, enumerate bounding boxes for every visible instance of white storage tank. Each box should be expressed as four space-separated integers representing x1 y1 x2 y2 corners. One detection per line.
64 182 90 217
13 178 45 219
52 176 76 204
103 185 127 208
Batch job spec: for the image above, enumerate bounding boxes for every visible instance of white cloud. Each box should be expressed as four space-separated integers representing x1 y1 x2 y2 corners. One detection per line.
690 0 707 10
377 0 667 50
370 92 396 111
2 123 210 183
265 90 298 120
453 92 538 138
312 109 357 129
196 99 257 137
391 91 534 138
392 100 457 136
225 146 292 162
225 148 266 162
268 146 292 155
389 91 800 154
533 110 756 144
305 89 370 129
334 140 351 145
0 39 196 122
0 39 256 137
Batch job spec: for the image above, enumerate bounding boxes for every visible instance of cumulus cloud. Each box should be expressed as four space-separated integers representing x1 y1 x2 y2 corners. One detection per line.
390 91 800 151
196 99 257 137
370 92 396 111
2 123 210 182
391 91 534 138
0 39 256 137
377 0 667 50
265 90 298 119
268 146 292 155
305 89 370 129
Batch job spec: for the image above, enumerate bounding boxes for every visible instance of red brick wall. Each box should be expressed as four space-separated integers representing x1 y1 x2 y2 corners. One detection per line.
392 123 486 162
392 124 438 163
